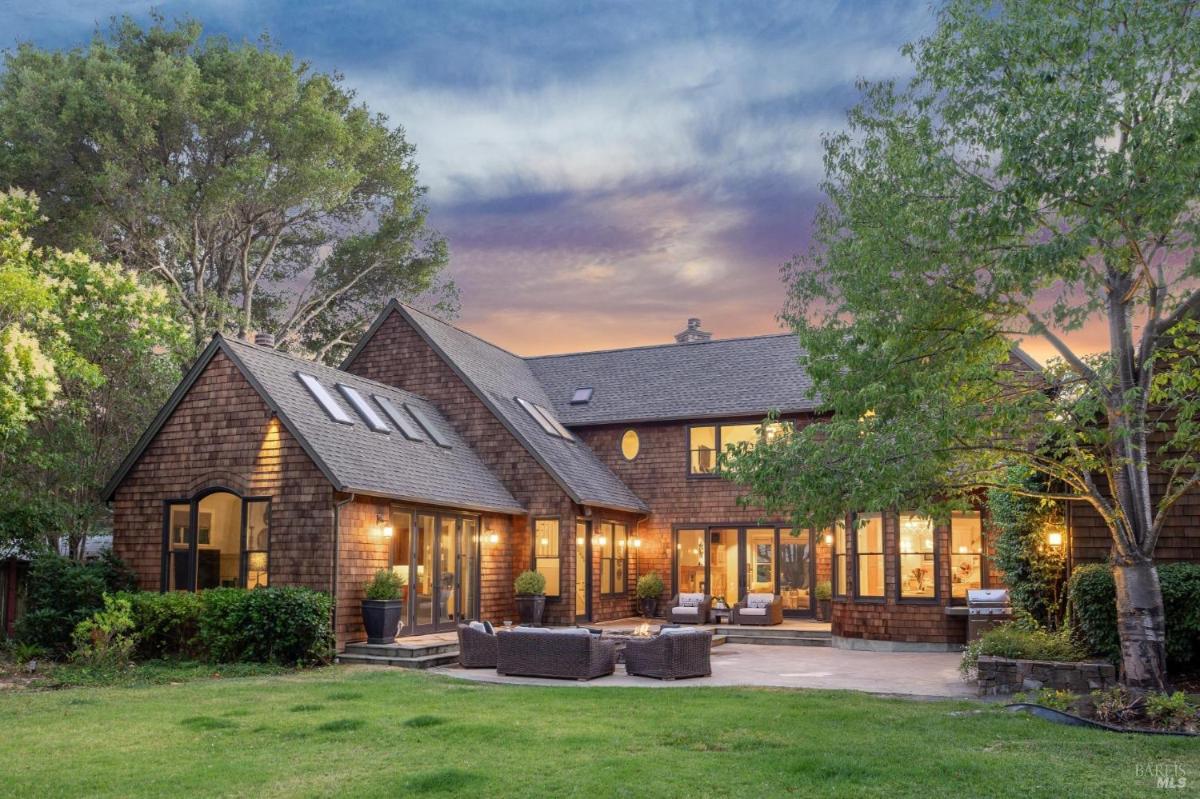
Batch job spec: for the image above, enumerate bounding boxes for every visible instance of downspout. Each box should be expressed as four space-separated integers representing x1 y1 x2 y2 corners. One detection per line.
332 493 356 650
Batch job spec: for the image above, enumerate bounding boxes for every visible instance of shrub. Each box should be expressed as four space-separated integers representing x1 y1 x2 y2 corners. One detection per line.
1090 685 1143 725
197 587 333 666
636 572 664 600
988 467 1067 628
513 571 545 596
125 591 203 659
1068 562 1200 673
71 594 137 669
14 551 135 655
960 622 1086 679
1144 691 1198 732
364 569 405 600
814 581 833 602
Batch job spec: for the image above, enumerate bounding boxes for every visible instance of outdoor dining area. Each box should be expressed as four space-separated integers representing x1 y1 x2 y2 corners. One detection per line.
456 620 714 681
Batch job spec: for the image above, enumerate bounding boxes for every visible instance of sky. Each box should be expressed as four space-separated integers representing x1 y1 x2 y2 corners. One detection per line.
2 0 1092 362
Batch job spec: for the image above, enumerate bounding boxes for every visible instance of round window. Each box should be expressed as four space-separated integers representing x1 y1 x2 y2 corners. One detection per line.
621 429 640 461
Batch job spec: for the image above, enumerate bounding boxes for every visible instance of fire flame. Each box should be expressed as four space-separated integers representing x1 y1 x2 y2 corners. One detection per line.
633 623 652 638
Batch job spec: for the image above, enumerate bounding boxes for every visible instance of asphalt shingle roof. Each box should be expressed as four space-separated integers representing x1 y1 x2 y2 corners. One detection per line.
395 305 649 513
526 334 818 426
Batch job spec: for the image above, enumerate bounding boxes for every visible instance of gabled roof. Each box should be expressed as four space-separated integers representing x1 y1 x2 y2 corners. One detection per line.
358 302 649 513
104 335 525 515
527 334 818 426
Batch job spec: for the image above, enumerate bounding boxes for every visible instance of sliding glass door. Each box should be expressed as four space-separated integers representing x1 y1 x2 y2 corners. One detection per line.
392 510 480 635
673 526 814 616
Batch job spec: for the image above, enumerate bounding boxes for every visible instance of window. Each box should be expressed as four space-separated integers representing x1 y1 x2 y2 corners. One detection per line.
854 512 885 599
599 521 628 595
163 491 270 592
951 511 984 602
687 422 792 475
374 395 424 441
534 403 574 440
404 402 452 448
831 520 848 598
675 529 705 594
297 372 353 424
533 518 561 597
337 384 390 432
621 429 640 460
571 387 593 404
897 513 935 600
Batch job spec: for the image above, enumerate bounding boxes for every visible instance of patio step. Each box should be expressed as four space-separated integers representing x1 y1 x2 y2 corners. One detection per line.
341 641 458 659
336 650 460 669
713 627 832 648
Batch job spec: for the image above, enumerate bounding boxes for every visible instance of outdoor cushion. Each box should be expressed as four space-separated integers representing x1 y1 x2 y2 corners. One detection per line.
739 607 767 616
672 606 699 615
746 593 774 608
468 621 489 634
481 620 495 635
679 593 705 607
660 626 702 636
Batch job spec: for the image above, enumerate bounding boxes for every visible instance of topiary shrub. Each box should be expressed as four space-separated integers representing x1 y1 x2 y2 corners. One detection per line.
636 572 664 600
513 570 545 596
364 569 405 600
125 590 204 660
197 587 333 666
14 550 136 655
1069 561 1200 674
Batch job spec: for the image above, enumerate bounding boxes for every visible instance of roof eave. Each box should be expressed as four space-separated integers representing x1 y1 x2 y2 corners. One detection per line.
558 405 820 428
339 487 525 517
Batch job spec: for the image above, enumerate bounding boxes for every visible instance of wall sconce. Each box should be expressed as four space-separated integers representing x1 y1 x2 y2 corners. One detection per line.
632 537 642 549
376 513 393 538
823 533 834 545
1047 530 1063 548
486 531 500 545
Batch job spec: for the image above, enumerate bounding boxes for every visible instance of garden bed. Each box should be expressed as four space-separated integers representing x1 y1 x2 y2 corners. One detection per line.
976 654 1117 696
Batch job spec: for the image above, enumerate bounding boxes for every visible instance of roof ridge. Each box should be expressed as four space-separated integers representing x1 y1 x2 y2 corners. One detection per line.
397 301 526 360
525 331 796 361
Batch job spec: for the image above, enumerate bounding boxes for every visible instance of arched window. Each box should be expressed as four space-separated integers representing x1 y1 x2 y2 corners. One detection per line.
163 489 270 592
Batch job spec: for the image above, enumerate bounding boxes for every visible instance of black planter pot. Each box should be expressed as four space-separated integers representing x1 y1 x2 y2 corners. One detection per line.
361 599 404 644
817 599 832 622
515 594 546 625
640 597 659 618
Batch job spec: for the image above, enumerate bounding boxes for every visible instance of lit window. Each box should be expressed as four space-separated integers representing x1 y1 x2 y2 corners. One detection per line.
898 514 935 599
534 518 560 597
951 511 984 602
163 492 270 592
621 429 640 460
831 520 848 598
689 426 717 474
599 522 628 595
675 529 705 594
688 421 793 475
855 513 885 598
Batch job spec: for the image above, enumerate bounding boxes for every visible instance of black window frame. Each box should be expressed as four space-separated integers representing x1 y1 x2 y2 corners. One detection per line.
895 512 938 604
160 488 271 593
531 516 562 598
852 511 886 602
831 517 849 600
949 510 987 606
598 520 629 597
686 420 792 478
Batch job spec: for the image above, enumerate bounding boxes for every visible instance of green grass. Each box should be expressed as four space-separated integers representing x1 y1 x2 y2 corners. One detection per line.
0 666 1195 798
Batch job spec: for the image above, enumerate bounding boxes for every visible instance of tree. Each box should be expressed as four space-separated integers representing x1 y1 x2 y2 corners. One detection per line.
726 0 1200 690
0 15 452 362
0 189 188 555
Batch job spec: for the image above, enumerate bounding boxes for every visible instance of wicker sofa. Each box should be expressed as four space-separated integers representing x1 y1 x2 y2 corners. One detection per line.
732 593 784 625
666 593 712 624
495 627 616 680
624 628 713 680
456 623 498 668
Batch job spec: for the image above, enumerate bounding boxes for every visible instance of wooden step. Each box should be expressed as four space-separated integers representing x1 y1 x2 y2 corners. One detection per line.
341 641 458 659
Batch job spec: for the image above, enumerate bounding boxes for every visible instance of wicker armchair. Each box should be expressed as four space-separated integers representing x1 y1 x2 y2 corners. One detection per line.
456 624 498 668
624 629 713 680
732 593 783 625
666 593 712 625
496 628 616 680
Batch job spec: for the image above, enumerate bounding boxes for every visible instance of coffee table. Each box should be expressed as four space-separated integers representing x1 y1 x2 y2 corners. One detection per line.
710 608 732 624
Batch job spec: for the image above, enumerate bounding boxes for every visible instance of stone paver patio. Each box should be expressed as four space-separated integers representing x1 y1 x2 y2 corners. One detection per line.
437 642 974 698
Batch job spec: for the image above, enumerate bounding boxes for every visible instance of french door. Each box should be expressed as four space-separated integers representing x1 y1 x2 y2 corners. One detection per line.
575 520 592 623
674 526 815 617
393 510 479 635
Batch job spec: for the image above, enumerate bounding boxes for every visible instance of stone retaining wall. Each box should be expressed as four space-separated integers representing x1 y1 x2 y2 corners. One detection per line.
977 655 1117 696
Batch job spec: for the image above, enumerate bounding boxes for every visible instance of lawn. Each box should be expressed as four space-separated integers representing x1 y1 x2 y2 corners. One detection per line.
1 666 1195 798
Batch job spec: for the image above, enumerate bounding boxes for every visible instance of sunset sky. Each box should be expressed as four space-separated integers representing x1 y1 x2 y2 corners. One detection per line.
5 1 1108 363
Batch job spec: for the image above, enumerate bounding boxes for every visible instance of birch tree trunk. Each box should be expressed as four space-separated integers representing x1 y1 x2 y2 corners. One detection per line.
1112 560 1168 690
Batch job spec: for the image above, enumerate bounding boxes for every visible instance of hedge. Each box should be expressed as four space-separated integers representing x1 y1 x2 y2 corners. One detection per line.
14 550 137 654
1068 562 1200 674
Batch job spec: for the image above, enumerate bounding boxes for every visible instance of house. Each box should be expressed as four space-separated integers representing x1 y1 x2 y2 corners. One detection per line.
103 301 1199 652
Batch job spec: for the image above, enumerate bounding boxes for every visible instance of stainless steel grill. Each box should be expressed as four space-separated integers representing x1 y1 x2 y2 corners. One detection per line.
967 588 1012 641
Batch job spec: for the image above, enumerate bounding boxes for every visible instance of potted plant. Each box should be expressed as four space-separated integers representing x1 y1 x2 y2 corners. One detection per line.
636 572 665 617
361 569 406 645
814 580 833 621
514 570 546 625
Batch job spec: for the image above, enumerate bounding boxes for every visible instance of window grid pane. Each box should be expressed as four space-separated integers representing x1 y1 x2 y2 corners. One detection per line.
855 513 884 598
534 519 560 596
898 514 934 599
951 511 984 600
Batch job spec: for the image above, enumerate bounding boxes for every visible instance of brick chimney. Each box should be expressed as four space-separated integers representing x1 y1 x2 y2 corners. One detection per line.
674 317 711 344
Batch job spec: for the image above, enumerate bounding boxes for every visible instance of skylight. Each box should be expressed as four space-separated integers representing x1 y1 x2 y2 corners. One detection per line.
534 403 574 441
374 395 424 441
405 402 452 448
337 384 390 433
297 372 353 425
571 387 593 404
516 396 559 437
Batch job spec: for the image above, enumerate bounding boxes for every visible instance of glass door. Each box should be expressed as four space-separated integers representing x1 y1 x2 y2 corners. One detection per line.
779 529 814 616
744 528 777 596
575 520 591 623
708 529 738 607
437 516 459 627
412 513 436 633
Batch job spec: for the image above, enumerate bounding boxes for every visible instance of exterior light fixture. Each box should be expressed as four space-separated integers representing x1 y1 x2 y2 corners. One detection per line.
376 513 393 538
594 535 607 547
487 532 500 545
823 533 834 545
632 538 642 549
1047 531 1063 548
